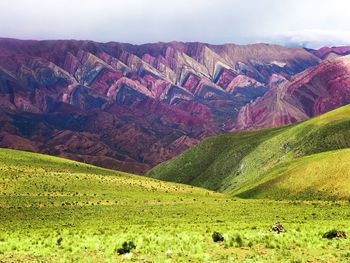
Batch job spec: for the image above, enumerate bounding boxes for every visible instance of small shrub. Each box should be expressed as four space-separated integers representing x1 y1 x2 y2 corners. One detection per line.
270 223 286 234
322 229 346 239
116 241 136 255
212 231 224 242
235 235 243 247
57 237 63 246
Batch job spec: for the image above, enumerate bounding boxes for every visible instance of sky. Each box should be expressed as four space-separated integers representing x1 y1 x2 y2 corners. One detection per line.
0 0 349 48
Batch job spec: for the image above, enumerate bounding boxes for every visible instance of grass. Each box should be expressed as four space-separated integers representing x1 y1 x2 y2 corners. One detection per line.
148 104 350 199
1 148 350 262
238 148 350 200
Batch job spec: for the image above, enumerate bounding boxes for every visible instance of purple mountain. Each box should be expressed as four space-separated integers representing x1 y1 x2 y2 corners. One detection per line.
0 38 329 173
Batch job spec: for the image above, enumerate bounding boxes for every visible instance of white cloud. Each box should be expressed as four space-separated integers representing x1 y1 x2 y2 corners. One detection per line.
0 0 349 48
269 30 350 49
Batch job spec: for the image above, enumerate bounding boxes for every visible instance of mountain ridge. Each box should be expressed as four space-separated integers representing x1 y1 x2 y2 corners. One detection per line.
1 37 348 173
148 103 350 199
0 38 323 173
235 55 350 130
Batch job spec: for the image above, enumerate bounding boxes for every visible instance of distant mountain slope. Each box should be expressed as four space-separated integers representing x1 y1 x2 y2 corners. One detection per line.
310 46 350 60
235 55 350 130
0 38 320 173
148 104 350 200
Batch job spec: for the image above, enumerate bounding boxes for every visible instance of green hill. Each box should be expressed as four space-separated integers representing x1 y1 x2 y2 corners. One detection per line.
238 148 350 200
148 104 350 200
2 149 350 262
0 147 218 209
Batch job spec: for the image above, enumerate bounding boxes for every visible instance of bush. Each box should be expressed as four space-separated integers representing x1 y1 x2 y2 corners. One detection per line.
322 229 346 239
116 241 136 255
270 223 286 234
212 231 224 242
235 235 243 247
57 237 63 246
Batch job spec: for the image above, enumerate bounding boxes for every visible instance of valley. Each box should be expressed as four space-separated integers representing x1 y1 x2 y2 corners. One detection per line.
1 148 350 262
2 1 350 262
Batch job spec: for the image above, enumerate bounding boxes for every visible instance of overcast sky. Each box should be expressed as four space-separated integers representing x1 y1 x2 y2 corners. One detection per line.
0 0 349 48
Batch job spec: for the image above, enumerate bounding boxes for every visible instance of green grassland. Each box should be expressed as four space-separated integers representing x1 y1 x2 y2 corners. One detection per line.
148 104 350 200
238 149 350 200
1 148 350 262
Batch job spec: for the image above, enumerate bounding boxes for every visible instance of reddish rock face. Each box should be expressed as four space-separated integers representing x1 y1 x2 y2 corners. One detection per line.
310 46 350 60
235 55 350 130
0 38 321 173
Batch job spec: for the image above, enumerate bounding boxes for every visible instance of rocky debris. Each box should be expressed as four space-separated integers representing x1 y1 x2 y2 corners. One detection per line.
270 223 286 234
322 229 347 239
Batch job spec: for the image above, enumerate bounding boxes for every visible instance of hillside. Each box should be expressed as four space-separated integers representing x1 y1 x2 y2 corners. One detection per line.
310 46 350 60
0 148 228 262
2 149 350 262
148 103 350 200
3 39 350 175
235 55 350 130
0 147 219 209
238 148 350 200
0 38 321 173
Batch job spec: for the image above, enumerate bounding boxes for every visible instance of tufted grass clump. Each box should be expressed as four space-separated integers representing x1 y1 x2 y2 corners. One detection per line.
116 241 136 255
322 229 346 239
212 231 224 242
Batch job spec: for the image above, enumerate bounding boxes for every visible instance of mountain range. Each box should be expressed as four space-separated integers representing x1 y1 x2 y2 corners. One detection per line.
149 103 350 200
0 38 349 173
236 54 350 130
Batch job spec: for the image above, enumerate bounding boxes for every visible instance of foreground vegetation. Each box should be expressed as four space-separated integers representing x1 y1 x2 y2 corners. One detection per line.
1 149 350 262
149 104 350 199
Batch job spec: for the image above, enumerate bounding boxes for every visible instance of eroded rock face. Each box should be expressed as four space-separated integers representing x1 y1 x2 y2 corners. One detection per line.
310 46 350 60
0 38 322 173
235 55 350 130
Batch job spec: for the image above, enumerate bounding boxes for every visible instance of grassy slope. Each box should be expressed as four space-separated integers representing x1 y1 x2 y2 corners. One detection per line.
238 149 350 200
2 148 350 262
148 104 350 199
0 147 220 210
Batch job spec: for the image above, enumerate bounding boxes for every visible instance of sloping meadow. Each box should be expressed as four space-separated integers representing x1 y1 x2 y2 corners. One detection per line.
0 148 350 262
149 104 350 200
